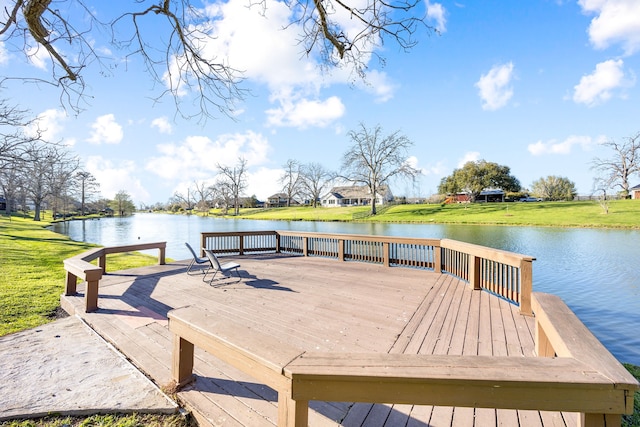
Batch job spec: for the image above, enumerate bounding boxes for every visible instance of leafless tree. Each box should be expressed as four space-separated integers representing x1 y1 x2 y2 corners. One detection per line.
0 99 40 163
172 188 197 212
47 151 79 218
591 132 640 198
74 171 99 215
0 158 26 214
192 180 213 213
1 1 435 120
20 141 75 220
340 123 419 215
592 176 612 214
279 159 302 207
300 162 333 207
217 157 247 215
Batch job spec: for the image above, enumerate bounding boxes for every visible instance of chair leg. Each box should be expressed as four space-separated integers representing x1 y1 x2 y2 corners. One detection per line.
187 259 197 275
202 268 219 285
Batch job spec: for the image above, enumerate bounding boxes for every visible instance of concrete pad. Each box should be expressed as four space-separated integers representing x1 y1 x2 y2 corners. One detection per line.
0 316 178 421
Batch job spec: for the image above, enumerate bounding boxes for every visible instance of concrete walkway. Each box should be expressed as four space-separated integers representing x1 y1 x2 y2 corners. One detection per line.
0 316 178 421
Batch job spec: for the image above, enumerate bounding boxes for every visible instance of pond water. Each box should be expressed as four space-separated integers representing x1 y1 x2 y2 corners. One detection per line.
50 213 640 365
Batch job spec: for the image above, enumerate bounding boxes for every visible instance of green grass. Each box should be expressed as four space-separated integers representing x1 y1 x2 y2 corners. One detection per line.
624 364 640 427
0 214 167 336
0 413 192 427
223 200 640 228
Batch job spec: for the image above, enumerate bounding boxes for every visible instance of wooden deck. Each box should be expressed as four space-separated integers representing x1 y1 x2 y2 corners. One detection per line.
62 254 578 427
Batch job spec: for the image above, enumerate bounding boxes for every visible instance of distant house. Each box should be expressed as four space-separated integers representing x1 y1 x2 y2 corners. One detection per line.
630 184 640 200
449 189 505 203
321 185 393 208
0 196 6 211
266 193 300 208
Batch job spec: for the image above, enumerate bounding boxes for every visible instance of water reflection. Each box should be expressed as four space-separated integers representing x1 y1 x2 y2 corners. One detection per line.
50 213 640 365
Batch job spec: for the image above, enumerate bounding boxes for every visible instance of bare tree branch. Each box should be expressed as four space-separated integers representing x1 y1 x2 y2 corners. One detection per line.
2 0 434 119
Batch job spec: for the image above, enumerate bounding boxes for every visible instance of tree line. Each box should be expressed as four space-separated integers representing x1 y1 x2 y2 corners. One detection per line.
0 99 137 220
169 123 420 216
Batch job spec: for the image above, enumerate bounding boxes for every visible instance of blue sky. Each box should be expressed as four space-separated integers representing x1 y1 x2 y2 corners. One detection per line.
2 0 640 204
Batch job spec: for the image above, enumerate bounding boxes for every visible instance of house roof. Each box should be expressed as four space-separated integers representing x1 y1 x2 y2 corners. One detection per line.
630 184 640 190
325 185 390 199
267 193 288 199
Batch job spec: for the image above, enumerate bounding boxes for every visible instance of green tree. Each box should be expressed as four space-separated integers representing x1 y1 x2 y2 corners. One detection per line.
438 160 520 202
530 176 576 201
340 123 419 215
110 190 135 216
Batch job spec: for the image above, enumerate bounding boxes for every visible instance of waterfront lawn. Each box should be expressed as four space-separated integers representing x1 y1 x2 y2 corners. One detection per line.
0 215 165 336
230 200 640 228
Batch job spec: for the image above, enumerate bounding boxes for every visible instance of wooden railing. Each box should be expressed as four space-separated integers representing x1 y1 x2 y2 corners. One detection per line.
63 242 166 312
201 231 535 315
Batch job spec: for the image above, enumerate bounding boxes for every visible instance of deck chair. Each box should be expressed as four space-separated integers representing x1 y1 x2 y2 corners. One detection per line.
203 249 241 284
185 242 208 275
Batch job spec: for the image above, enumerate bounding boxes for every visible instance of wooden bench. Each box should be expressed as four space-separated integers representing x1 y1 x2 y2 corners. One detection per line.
169 304 638 427
63 242 166 312
168 306 309 427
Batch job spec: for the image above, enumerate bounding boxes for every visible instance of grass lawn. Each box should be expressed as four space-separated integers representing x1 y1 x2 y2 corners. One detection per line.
0 214 167 336
225 199 640 228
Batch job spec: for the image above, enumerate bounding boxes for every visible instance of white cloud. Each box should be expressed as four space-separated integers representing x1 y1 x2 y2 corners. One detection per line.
266 96 345 128
0 41 8 65
151 117 173 134
184 0 396 126
579 0 640 55
25 109 68 143
406 156 446 176
358 70 397 103
572 59 630 106
246 167 283 200
26 45 48 70
145 131 271 182
87 114 123 144
426 2 447 33
527 135 599 156
475 62 515 111
457 151 480 167
85 156 150 203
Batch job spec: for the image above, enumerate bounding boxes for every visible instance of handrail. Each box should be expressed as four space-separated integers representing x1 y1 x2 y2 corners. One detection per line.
63 242 166 312
201 231 535 315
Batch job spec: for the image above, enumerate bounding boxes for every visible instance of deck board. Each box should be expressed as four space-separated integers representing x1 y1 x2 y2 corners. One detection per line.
63 254 575 427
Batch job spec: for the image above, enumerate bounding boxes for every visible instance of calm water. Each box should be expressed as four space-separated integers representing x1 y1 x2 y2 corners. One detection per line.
50 213 640 365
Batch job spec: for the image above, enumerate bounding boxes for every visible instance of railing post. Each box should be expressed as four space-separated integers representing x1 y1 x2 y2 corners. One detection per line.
469 255 481 290
172 334 195 388
200 234 206 257
520 259 533 316
580 413 622 427
239 235 245 255
303 237 308 257
158 246 166 265
535 320 555 357
338 239 345 261
383 242 390 267
434 243 442 273
65 272 77 295
85 279 99 312
276 233 281 253
98 254 107 274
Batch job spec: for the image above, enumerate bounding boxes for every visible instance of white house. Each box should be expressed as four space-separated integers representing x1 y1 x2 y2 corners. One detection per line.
630 184 640 200
321 185 393 207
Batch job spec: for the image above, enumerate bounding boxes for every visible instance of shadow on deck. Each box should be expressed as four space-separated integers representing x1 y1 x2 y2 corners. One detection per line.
62 254 579 427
